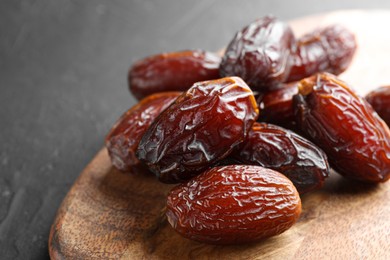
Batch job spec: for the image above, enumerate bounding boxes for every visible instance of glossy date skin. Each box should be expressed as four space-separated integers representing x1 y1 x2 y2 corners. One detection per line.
366 86 390 126
166 165 302 245
220 16 295 92
129 50 221 100
258 82 298 130
287 25 357 82
233 122 329 194
220 16 356 92
294 73 390 183
136 77 259 183
105 92 181 172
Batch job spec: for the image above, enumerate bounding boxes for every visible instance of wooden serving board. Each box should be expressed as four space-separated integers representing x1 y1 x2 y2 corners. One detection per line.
49 10 390 259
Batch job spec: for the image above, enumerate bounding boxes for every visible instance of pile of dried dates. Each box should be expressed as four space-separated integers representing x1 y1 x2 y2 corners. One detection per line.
105 16 390 245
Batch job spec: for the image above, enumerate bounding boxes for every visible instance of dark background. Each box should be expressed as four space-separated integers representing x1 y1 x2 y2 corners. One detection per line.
1 1 389 259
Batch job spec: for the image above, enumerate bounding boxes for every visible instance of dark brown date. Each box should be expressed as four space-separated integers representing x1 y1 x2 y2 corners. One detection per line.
220 16 295 92
366 86 390 126
287 25 357 82
220 16 356 92
166 165 302 245
136 77 259 183
105 92 181 172
258 82 298 130
294 73 390 183
233 122 329 194
129 50 221 100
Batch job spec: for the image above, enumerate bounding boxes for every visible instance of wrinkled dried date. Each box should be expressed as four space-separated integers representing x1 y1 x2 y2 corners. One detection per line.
287 24 356 82
233 122 329 194
105 92 181 172
166 165 302 245
129 50 221 100
294 73 390 183
366 86 390 126
220 16 356 92
136 77 259 183
220 16 295 91
258 82 298 130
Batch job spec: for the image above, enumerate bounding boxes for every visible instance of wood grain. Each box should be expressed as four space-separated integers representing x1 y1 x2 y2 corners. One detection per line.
49 10 390 259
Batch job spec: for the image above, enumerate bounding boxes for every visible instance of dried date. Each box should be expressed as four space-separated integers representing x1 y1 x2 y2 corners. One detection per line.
220 16 356 92
129 50 221 100
136 77 259 183
294 73 390 183
233 122 329 194
365 86 390 126
166 165 302 245
258 82 298 130
220 16 295 92
105 92 181 172
287 24 356 82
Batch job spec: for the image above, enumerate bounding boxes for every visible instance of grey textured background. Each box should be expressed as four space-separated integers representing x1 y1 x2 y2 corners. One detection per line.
1 1 390 259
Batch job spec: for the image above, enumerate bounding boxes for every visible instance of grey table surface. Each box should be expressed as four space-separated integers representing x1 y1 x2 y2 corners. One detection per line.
1 1 390 259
